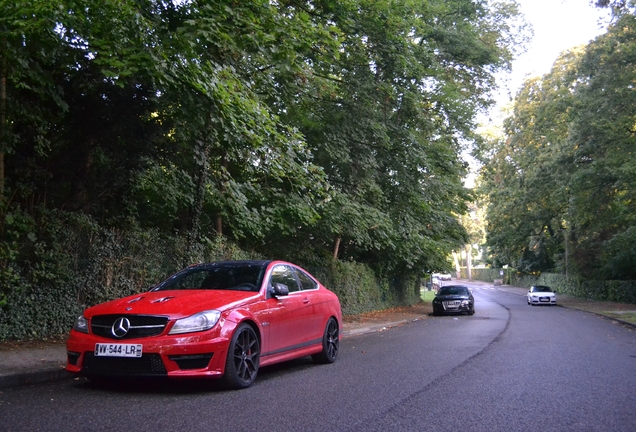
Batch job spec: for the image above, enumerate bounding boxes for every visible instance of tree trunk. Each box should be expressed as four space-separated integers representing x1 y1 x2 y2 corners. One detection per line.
465 244 472 281
0 49 6 200
214 155 228 237
186 140 212 265
215 213 223 237
333 236 341 259
452 251 461 278
564 227 569 280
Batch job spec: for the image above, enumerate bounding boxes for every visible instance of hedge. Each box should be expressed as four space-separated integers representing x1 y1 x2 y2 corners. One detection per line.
459 266 636 304
0 210 420 341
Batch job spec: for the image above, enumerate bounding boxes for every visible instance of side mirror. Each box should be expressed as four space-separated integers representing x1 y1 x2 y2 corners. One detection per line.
270 283 289 297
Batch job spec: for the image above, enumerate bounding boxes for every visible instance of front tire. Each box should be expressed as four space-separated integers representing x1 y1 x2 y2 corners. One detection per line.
312 317 339 364
222 323 260 389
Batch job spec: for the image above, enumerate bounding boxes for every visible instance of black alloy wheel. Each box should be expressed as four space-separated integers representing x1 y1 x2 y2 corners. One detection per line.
312 317 339 364
222 323 260 389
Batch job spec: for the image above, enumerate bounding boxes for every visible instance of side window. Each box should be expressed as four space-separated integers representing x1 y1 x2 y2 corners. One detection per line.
296 269 318 291
270 265 300 293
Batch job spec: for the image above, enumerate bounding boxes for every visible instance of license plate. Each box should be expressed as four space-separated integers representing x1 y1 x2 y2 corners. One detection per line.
94 343 143 358
444 301 460 309
540 297 550 302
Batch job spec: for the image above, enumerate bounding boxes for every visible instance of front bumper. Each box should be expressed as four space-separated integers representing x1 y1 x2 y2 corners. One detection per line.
66 329 232 379
433 303 473 315
529 296 556 305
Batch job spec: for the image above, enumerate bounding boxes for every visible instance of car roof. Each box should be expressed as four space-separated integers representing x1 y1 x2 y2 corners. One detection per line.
186 260 272 269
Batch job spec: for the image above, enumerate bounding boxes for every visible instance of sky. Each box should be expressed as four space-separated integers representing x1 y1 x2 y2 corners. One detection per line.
491 0 612 119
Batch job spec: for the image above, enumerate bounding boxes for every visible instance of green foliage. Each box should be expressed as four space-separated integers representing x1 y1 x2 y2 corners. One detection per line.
0 1 527 339
477 48 582 272
275 0 526 275
566 15 636 279
479 14 636 280
592 0 636 15
309 257 420 314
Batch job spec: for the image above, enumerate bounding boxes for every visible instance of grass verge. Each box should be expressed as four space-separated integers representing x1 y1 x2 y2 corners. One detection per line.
421 290 435 302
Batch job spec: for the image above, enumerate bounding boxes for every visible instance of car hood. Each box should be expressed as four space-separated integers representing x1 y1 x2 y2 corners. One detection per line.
530 292 554 296
83 290 260 319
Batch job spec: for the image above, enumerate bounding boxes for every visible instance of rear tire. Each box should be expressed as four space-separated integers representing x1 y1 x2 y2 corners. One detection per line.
312 317 339 364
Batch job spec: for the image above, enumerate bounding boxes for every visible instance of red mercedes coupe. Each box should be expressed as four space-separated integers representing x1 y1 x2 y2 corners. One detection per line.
66 260 342 389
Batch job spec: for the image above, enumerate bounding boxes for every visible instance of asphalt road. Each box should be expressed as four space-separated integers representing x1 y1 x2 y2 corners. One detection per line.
1 283 635 432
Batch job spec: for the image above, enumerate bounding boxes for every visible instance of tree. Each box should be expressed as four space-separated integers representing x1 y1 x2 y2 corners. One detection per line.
567 13 636 278
477 48 583 271
1 0 528 284
479 13 636 280
276 0 527 275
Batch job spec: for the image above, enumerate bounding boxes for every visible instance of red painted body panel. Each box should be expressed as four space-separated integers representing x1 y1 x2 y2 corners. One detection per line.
66 260 342 382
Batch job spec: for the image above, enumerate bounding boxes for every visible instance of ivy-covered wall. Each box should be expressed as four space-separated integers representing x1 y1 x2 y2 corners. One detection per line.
510 273 636 304
0 211 419 341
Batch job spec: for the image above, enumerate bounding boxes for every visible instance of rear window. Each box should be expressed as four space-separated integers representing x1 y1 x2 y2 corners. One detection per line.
438 286 468 296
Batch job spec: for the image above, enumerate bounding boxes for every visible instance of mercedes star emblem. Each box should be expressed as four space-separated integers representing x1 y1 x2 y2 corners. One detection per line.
111 317 131 338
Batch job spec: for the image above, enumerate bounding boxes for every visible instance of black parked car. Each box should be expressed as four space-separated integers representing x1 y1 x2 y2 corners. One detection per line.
433 285 475 316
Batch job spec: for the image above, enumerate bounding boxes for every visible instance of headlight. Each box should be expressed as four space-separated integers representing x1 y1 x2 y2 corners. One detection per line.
461 300 469 306
73 315 89 333
169 310 221 335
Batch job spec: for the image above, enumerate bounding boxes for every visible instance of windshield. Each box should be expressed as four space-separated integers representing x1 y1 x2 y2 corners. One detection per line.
438 287 468 296
531 286 552 293
152 262 267 292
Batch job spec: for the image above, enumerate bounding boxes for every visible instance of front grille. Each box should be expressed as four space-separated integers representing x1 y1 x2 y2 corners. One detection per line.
91 314 169 340
82 352 167 376
168 353 214 370
443 300 460 310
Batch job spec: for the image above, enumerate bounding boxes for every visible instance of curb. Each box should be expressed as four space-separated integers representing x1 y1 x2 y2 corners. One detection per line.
562 306 636 330
0 369 73 390
342 318 420 337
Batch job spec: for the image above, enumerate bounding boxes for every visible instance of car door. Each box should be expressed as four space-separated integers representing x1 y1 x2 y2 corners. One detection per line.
294 267 325 342
264 264 306 357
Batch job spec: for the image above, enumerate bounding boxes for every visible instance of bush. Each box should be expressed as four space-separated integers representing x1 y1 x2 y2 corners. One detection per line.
309 259 419 315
